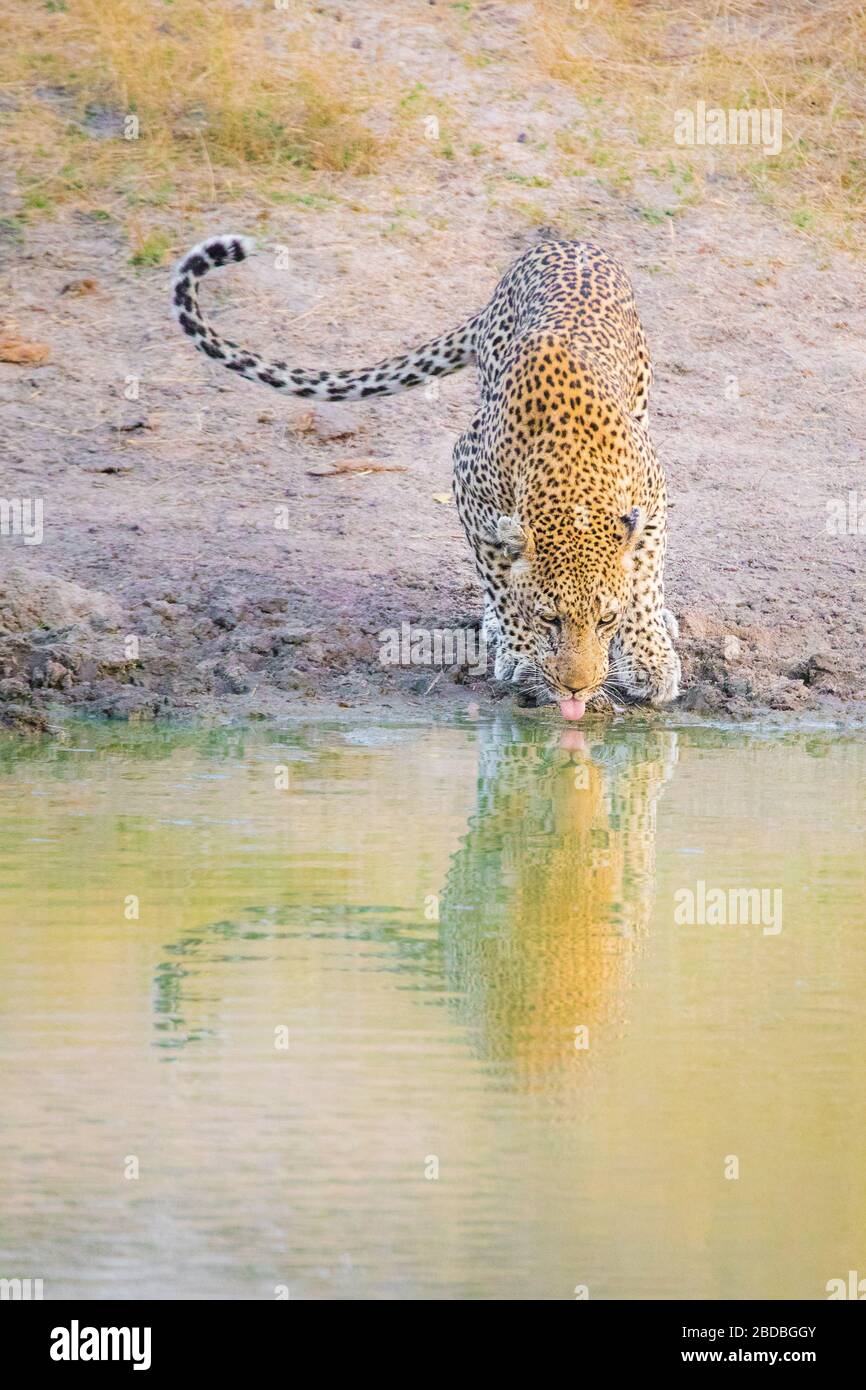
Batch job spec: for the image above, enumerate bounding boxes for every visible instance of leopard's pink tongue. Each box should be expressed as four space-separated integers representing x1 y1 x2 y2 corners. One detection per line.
558 697 586 722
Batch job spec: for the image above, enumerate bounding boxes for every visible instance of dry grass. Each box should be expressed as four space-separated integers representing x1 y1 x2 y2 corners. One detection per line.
5 1 864 260
533 0 866 248
0 0 388 259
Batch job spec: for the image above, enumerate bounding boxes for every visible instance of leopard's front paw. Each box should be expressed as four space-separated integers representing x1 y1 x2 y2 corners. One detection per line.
614 631 681 706
638 646 681 706
493 644 537 685
648 651 681 705
510 657 536 685
493 647 518 682
482 600 500 647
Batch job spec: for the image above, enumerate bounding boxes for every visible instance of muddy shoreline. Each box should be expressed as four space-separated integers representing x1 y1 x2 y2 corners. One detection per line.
2 553 864 736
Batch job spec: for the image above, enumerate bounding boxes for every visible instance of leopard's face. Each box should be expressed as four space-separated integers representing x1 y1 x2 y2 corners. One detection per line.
495 507 644 703
523 587 625 701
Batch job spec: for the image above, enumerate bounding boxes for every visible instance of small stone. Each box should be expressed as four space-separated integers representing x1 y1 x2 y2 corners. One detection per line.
215 659 251 694
209 598 246 630
110 417 152 434
81 455 135 474
276 624 314 646
0 568 124 635
0 704 51 733
60 277 99 297
45 659 72 689
791 652 842 687
284 401 360 441
258 594 289 614
678 681 723 713
149 599 187 621
100 689 158 721
0 678 31 701
806 652 837 675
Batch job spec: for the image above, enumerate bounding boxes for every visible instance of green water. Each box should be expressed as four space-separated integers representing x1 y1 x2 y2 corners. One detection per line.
1 716 864 1301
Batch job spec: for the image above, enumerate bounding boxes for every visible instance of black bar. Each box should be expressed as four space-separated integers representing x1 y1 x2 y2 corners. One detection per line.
5 1299 862 1373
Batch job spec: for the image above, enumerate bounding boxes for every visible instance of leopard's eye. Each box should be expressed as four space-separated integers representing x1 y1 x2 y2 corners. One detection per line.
537 609 559 628
597 612 618 632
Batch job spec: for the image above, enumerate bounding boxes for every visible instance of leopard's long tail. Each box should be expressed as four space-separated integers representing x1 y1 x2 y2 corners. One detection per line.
172 234 479 400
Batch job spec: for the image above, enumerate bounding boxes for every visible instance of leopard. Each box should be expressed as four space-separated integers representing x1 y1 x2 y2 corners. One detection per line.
172 233 681 720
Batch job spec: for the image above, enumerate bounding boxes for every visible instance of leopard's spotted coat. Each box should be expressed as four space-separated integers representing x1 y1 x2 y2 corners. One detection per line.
173 234 680 710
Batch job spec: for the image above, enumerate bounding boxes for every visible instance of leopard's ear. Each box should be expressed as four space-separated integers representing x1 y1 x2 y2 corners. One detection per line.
619 505 646 552
495 514 535 562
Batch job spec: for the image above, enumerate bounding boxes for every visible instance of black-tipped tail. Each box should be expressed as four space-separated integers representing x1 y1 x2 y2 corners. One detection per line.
172 234 254 356
172 233 477 399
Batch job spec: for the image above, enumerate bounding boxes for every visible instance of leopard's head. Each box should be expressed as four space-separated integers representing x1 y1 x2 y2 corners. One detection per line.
495 505 645 719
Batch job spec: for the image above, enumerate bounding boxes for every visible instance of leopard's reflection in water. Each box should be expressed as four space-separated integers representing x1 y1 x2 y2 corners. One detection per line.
147 717 679 1084
437 717 678 1078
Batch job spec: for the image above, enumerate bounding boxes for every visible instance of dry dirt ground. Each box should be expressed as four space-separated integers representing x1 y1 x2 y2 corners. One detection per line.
2 1 865 732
